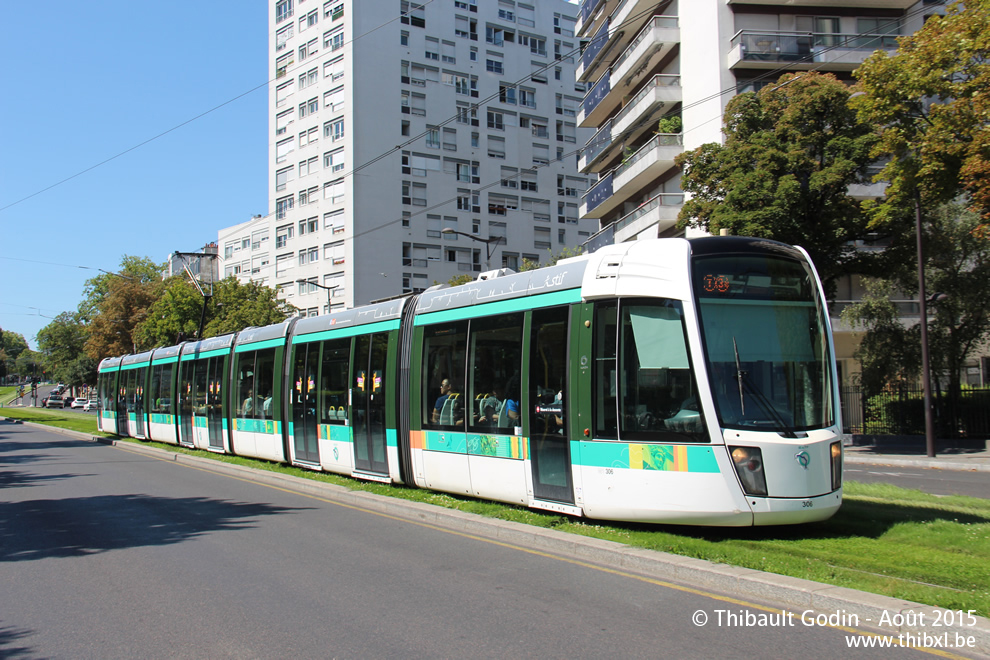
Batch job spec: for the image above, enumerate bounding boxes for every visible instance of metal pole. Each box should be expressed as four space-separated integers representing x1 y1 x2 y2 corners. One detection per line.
916 191 936 458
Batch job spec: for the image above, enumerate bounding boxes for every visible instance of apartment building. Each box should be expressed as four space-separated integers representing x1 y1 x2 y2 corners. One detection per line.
218 0 599 317
573 0 942 383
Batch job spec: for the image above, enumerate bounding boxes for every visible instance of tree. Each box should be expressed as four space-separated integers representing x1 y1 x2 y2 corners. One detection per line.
844 203 990 429
37 312 95 390
519 245 585 272
85 275 160 361
854 0 990 231
135 276 296 349
675 72 882 296
842 279 919 396
1 328 29 382
78 255 163 322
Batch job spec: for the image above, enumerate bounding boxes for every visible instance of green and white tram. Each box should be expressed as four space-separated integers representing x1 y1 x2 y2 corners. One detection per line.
97 237 842 526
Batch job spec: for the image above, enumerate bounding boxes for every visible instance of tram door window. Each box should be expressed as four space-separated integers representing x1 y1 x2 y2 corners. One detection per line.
133 367 147 437
115 372 128 436
150 363 173 417
593 303 619 438
255 349 276 420
178 361 194 445
353 333 389 474
422 322 468 429
292 343 321 464
319 338 350 426
235 352 257 420
206 357 225 450
529 306 573 504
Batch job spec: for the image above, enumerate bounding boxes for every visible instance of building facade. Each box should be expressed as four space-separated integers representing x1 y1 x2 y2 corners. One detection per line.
574 0 944 384
219 0 599 317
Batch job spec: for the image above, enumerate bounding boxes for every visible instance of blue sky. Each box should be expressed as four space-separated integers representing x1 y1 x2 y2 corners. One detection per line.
0 1 269 348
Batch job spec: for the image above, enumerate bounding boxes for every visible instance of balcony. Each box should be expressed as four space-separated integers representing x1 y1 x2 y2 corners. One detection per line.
576 0 611 38
612 16 679 88
580 133 683 218
576 20 610 82
612 74 681 137
729 30 899 71
578 120 613 172
728 0 915 8
578 70 613 128
613 192 683 242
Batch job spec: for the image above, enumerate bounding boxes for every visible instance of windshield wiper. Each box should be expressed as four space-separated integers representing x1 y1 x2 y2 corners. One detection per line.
732 337 798 439
733 336 746 416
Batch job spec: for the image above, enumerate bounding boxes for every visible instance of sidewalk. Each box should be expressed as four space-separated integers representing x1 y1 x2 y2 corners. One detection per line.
844 443 990 472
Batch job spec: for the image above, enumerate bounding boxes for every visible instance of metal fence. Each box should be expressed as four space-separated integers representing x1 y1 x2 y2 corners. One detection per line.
840 386 990 439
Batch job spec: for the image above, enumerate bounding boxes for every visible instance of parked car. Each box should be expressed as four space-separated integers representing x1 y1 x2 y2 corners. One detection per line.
70 397 86 409
45 394 65 408
83 398 100 412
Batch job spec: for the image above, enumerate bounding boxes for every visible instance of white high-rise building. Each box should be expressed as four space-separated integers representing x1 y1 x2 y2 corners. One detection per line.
575 0 939 249
220 0 599 317
573 0 943 387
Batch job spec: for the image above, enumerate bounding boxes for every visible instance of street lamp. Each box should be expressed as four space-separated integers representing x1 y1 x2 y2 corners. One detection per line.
297 279 339 313
915 190 936 458
440 228 505 270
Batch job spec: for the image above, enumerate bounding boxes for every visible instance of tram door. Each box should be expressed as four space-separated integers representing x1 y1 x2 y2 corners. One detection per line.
206 358 225 450
133 367 146 438
292 343 320 464
178 361 194 445
115 377 128 436
528 306 574 503
353 333 389 475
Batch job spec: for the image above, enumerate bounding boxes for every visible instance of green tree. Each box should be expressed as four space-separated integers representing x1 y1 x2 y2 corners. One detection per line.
1 328 30 382
37 312 95 389
675 72 881 296
844 203 990 424
842 279 919 396
135 276 295 348
85 274 160 361
854 0 990 230
519 245 585 272
79 255 163 322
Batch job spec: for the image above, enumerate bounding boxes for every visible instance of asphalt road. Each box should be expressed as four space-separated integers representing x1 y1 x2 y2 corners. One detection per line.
0 423 959 659
845 465 990 499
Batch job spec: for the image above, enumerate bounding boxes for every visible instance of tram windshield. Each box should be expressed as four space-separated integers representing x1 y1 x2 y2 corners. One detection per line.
693 253 834 434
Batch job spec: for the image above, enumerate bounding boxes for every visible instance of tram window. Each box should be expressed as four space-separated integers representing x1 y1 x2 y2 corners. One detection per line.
320 338 350 425
468 313 523 433
150 364 173 414
595 299 707 442
235 351 257 419
529 306 569 438
593 302 618 438
422 321 468 429
255 348 277 420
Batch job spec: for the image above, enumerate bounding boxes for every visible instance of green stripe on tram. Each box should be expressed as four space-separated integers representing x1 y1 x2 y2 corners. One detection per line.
235 338 287 353
292 319 400 345
414 288 581 326
180 347 231 361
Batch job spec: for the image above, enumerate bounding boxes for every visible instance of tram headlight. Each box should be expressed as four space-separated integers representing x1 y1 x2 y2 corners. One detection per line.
729 446 767 497
830 441 842 491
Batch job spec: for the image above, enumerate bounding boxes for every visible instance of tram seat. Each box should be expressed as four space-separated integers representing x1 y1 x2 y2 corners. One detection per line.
440 393 461 425
338 406 346 421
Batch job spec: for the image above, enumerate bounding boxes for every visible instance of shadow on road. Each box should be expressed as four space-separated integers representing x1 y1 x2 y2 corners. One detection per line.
0 494 310 563
0 621 35 659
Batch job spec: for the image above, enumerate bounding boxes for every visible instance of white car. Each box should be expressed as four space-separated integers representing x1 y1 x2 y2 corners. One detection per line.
82 398 100 412
70 397 87 409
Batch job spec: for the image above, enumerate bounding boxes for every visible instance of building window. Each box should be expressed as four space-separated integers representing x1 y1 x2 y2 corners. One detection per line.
324 148 345 172
486 55 504 74
324 117 345 141
487 110 504 130
425 36 440 60
299 97 318 118
276 0 294 24
400 1 426 28
276 195 294 220
299 38 318 60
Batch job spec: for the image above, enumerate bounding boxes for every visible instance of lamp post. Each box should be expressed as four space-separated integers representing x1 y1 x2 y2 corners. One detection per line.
440 228 505 270
915 190 936 458
297 279 339 313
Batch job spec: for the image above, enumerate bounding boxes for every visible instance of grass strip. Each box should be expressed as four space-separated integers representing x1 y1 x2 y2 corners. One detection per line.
4 410 987 616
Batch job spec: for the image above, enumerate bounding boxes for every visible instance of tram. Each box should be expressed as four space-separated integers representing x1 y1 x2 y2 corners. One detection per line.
97 237 843 526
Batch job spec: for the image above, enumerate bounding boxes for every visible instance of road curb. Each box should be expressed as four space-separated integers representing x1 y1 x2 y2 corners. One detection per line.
845 454 990 473
9 419 990 654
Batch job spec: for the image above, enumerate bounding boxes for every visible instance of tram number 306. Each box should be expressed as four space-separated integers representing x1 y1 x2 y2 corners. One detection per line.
802 500 814 508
